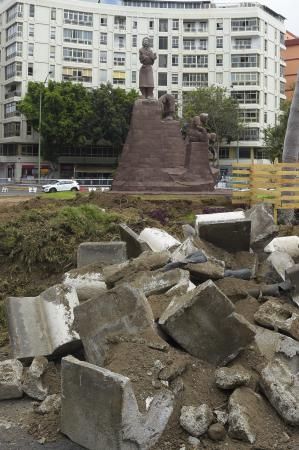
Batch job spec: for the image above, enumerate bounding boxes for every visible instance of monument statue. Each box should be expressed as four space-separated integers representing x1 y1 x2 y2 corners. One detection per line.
186 114 209 143
159 93 176 120
139 37 157 99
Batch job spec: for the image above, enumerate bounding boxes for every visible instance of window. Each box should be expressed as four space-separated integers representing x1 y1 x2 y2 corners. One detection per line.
158 72 167 86
216 54 223 67
26 122 32 135
133 20 137 29
50 46 55 59
100 33 107 45
172 37 179 49
29 4 35 18
6 42 22 60
28 62 33 76
216 37 223 49
171 91 178 101
183 55 208 68
219 148 229 159
29 24 34 37
183 39 207 50
264 39 267 51
132 71 136 83
238 148 251 158
64 9 93 26
51 8 56 20
264 75 267 89
182 73 208 87
132 35 137 47
172 55 178 66
50 26 56 39
114 16 126 30
264 112 267 124
240 129 259 141
159 54 167 68
100 70 107 82
5 61 22 79
159 19 168 32
4 122 20 137
4 101 19 118
216 73 223 84
231 91 259 104
114 52 126 66
100 51 107 63
63 67 92 83
149 20 154 30
239 109 259 123
113 71 126 85
50 65 55 78
6 4 23 23
172 73 178 84
28 43 34 57
264 57 267 70
264 93 267 105
280 32 285 45
100 16 107 26
116 36 125 49
63 29 93 45
233 38 252 49
280 65 285 78
63 47 92 63
172 19 179 30
159 37 168 50
231 54 259 68
280 81 285 95
6 23 23 41
231 18 259 32
216 20 223 31
231 72 259 86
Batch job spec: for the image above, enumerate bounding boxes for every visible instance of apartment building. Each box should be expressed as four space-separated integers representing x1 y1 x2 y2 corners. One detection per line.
282 31 299 100
0 0 286 180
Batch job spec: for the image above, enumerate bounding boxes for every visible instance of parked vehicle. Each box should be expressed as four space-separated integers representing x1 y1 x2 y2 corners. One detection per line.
42 179 80 193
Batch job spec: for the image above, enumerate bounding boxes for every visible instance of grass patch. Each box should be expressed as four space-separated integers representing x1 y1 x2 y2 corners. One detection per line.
40 191 78 200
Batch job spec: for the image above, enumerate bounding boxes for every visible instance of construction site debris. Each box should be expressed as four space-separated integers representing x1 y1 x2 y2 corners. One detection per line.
119 223 151 258
122 268 188 296
207 423 226 441
0 359 23 400
286 264 299 306
244 203 278 244
179 404 213 437
266 251 295 281
264 236 299 258
22 357 48 401
77 241 127 268
139 227 180 252
63 266 107 302
214 365 251 390
34 394 61 415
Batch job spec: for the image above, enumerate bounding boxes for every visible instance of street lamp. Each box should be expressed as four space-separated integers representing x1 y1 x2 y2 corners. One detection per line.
38 71 52 185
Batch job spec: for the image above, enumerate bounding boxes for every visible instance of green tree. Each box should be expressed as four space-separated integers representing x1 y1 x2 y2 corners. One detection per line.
263 100 291 163
182 86 243 148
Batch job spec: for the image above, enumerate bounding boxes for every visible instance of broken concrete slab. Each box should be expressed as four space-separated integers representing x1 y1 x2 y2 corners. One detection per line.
159 280 255 365
266 251 294 282
63 265 106 302
264 236 299 258
34 394 61 415
215 365 251 390
254 299 299 341
244 203 278 244
228 387 264 444
182 224 196 239
103 251 170 288
195 212 251 252
22 356 48 401
186 259 225 282
119 223 151 259
74 283 156 366
254 327 299 362
170 238 202 263
6 284 80 360
260 358 299 425
165 277 195 298
286 264 299 307
0 360 23 400
77 241 127 268
61 355 174 450
139 227 180 252
180 404 213 437
123 268 188 297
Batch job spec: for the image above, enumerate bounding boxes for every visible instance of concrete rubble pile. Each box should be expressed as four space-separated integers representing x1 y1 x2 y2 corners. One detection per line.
1 203 299 449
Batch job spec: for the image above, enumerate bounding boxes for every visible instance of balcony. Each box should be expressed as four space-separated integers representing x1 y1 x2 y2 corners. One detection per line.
5 90 21 99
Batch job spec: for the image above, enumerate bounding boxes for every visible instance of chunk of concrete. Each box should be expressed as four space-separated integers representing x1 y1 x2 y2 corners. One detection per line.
74 283 155 366
63 265 107 302
159 280 255 365
266 251 294 282
228 387 264 444
215 365 251 390
123 268 188 297
139 228 180 252
22 356 48 400
264 236 299 258
77 241 127 268
254 299 299 341
186 259 225 282
286 264 299 307
182 224 196 239
103 251 170 288
61 356 174 450
6 284 80 360
180 404 213 437
260 358 299 425
35 394 61 415
195 212 251 252
119 223 151 258
0 360 23 400
255 327 299 361
244 203 278 244
165 277 195 298
170 238 202 263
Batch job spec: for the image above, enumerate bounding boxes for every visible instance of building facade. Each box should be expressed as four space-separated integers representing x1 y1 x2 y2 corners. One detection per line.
0 0 286 181
282 31 299 100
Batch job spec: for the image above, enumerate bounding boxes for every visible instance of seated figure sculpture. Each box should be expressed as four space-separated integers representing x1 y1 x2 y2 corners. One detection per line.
159 94 176 120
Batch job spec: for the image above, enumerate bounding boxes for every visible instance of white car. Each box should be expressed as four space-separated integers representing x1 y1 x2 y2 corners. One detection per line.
42 179 80 193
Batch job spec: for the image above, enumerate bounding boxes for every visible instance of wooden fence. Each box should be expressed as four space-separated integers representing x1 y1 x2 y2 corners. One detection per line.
232 162 299 223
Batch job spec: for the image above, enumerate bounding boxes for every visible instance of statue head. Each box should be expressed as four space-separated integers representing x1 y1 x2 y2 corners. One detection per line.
199 113 209 125
142 37 150 48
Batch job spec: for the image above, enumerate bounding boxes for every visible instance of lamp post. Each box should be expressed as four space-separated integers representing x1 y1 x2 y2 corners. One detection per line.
37 71 52 185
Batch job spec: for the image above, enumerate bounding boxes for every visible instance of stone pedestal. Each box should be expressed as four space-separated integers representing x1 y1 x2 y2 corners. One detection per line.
112 99 215 192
